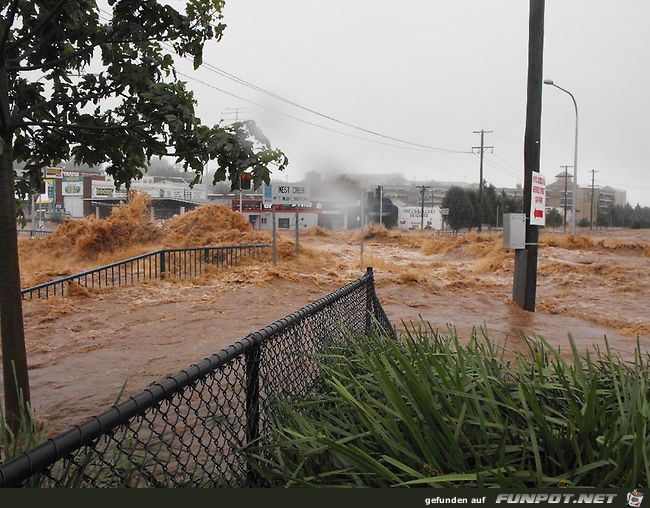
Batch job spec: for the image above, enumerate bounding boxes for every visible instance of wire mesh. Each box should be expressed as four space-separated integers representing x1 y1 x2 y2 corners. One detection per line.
1 268 393 488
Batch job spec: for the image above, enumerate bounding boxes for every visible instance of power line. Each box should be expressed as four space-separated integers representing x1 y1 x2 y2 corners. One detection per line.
97 7 472 155
197 61 471 154
175 71 446 153
224 22 472 129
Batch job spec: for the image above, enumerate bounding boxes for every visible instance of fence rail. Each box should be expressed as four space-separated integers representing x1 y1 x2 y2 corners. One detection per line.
21 244 270 301
0 268 393 487
17 229 53 238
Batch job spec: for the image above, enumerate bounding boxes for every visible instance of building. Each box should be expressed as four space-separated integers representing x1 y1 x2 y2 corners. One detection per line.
545 172 626 224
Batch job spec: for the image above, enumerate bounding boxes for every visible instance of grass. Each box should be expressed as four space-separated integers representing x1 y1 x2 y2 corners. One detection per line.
0 373 45 466
2 325 648 488
247 324 650 488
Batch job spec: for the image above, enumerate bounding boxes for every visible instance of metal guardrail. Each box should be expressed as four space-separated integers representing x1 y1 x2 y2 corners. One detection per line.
20 244 271 300
0 268 393 487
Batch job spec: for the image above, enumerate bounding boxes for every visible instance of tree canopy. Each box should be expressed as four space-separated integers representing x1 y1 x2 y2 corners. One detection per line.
441 186 474 232
0 0 287 429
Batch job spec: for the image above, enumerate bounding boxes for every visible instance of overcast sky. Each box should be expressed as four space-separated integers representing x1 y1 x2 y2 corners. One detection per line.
169 0 650 206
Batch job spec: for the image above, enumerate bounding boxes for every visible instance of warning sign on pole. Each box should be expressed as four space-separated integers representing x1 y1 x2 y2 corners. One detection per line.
530 171 546 226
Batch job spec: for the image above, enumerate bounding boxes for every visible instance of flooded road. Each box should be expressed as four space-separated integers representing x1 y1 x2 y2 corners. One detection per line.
6 205 650 434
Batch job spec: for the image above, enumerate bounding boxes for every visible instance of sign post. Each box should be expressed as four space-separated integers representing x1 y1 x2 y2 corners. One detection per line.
272 207 277 267
295 208 299 258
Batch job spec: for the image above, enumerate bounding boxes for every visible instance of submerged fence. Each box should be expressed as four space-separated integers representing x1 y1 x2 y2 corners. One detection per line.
21 245 270 301
0 268 392 487
17 229 53 238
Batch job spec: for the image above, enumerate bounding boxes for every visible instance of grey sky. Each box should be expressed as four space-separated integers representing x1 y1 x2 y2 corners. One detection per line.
170 0 650 206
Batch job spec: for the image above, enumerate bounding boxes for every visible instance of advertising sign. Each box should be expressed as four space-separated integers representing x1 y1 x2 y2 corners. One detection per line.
397 206 442 230
529 171 546 226
93 185 126 198
44 167 63 179
39 179 55 203
62 176 83 196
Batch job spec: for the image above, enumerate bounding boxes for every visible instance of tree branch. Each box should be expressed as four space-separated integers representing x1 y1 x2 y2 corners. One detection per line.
6 0 68 54
0 0 21 59
19 120 145 132
7 44 96 72
13 84 125 122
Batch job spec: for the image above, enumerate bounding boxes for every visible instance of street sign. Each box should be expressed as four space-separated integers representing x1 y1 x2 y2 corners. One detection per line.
530 171 546 226
262 183 311 206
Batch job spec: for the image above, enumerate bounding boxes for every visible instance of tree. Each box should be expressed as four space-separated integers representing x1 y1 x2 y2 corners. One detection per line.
441 186 474 232
0 0 288 430
545 208 563 229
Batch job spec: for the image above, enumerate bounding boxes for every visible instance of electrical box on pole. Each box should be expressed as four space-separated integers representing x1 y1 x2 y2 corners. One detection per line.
503 213 526 250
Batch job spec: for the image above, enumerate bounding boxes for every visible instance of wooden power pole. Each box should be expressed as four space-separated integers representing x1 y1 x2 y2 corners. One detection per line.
513 0 545 312
472 130 494 232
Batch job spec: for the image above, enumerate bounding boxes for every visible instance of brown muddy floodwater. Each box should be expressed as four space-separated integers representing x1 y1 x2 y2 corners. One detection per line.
6 224 650 435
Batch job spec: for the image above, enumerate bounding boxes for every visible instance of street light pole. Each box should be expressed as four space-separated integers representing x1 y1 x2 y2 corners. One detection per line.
544 79 578 235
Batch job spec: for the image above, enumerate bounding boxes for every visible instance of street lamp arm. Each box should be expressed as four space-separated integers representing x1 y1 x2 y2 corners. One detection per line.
544 79 579 235
547 82 578 118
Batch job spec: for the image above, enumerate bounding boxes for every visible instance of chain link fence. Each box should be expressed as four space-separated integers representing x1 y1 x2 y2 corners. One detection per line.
0 268 393 487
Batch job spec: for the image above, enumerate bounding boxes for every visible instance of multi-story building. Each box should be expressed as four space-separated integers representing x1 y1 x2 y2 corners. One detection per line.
545 172 626 225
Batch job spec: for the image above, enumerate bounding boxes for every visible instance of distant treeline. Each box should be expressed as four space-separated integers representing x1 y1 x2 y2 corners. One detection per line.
441 185 650 230
597 204 650 229
441 185 523 231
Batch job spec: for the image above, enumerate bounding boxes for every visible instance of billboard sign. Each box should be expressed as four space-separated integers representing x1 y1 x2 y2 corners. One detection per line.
530 172 546 226
62 176 83 196
44 167 63 179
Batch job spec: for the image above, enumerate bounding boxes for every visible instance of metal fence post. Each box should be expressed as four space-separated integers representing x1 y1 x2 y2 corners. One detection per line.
365 266 373 336
159 250 166 280
245 344 261 486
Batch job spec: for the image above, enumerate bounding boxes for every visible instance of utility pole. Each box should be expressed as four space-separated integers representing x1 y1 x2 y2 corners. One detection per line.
379 185 383 226
238 175 243 213
513 0 545 312
417 185 430 229
589 169 598 230
472 130 494 232
560 164 573 233
221 107 251 123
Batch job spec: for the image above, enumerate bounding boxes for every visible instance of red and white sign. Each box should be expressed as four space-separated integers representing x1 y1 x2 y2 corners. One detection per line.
530 171 546 226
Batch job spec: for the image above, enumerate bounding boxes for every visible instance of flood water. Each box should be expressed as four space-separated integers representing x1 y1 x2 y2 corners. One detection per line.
5 224 650 434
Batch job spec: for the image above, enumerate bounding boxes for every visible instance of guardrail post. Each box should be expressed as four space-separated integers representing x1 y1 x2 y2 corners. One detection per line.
245 343 261 486
159 251 166 280
365 266 373 337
